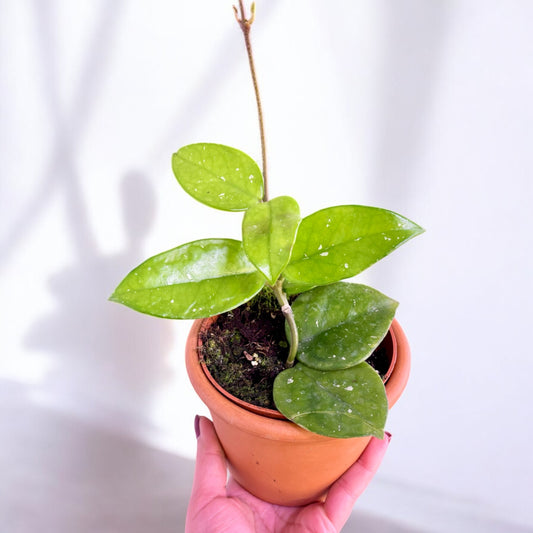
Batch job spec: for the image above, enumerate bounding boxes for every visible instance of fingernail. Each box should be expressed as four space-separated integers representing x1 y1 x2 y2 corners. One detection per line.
194 415 201 439
384 431 392 443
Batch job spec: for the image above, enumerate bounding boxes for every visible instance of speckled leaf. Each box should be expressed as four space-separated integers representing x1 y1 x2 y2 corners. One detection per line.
273 363 388 438
283 205 424 286
242 196 300 284
109 239 264 319
291 283 398 370
172 143 264 211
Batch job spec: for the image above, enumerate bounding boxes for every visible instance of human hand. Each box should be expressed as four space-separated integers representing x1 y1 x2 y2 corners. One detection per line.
185 416 391 533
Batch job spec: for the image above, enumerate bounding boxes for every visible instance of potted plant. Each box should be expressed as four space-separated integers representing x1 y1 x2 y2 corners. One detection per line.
110 2 423 506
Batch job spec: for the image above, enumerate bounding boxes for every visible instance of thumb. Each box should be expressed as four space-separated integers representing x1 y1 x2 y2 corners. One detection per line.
189 416 228 506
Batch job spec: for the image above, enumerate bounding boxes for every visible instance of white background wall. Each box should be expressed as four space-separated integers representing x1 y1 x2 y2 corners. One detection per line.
1 1 532 531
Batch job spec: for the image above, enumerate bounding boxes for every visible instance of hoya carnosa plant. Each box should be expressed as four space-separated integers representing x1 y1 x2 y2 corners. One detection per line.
110 2 424 439
110 142 423 438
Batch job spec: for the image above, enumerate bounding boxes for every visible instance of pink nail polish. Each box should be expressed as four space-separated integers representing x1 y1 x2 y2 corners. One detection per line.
194 415 201 438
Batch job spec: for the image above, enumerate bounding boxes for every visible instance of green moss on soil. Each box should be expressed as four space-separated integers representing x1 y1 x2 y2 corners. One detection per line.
199 287 288 410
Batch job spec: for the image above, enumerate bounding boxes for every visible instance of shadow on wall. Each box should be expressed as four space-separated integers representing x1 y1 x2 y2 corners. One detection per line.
13 1 175 424
24 172 174 422
0 0 125 268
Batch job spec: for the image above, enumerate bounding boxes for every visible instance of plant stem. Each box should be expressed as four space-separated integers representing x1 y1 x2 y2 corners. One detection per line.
272 280 299 368
234 1 268 201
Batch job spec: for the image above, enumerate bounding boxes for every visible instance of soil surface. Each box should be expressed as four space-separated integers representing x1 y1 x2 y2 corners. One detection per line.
199 289 288 409
199 288 392 410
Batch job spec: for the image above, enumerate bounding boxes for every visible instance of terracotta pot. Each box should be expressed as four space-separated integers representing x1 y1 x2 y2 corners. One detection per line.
185 318 411 506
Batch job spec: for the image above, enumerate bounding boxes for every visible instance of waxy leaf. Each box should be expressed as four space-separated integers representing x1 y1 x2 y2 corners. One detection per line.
283 205 424 286
273 362 388 438
172 143 264 211
282 279 317 296
110 239 264 319
292 283 398 370
242 196 300 284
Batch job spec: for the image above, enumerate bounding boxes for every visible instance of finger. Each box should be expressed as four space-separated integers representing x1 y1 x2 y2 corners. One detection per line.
324 433 391 530
189 416 228 506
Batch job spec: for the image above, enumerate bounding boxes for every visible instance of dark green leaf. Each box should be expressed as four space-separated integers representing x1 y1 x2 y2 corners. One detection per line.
291 283 398 370
242 196 300 284
109 239 264 318
292 283 398 370
273 362 388 438
172 143 263 211
283 205 424 286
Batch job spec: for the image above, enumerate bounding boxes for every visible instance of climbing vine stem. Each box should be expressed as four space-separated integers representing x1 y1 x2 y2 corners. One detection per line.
234 1 268 201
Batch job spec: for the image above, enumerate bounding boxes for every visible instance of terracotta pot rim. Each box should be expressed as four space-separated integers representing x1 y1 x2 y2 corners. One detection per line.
186 318 411 442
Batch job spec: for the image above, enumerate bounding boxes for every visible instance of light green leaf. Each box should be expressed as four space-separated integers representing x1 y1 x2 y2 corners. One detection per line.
283 205 424 286
292 283 398 370
172 143 264 211
242 196 300 284
110 239 265 318
273 362 388 438
282 279 317 296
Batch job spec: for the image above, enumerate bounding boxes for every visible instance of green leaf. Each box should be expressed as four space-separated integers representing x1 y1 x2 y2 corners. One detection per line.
282 279 317 296
291 283 398 370
242 196 300 284
172 143 264 211
283 205 424 286
273 362 388 438
109 239 265 319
